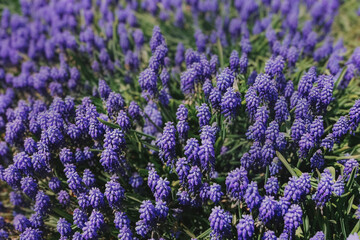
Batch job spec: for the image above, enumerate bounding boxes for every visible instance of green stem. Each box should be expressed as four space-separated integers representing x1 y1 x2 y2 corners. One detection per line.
324 155 360 160
217 38 224 68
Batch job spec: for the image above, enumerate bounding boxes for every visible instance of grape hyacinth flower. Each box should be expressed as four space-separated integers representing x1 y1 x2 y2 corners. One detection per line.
128 101 141 120
265 177 279 196
14 214 31 232
209 206 232 239
49 177 61 193
154 177 171 201
310 150 325 171
129 173 143 190
259 196 278 224
209 183 224 204
198 139 215 171
147 167 160 191
72 232 83 240
187 166 202 192
310 231 325 240
176 104 188 122
118 227 133 240
332 116 350 141
19 228 42 240
237 215 254 240
114 211 130 230
13 152 33 175
279 196 291 216
135 219 150 238
310 116 324 142
59 148 74 165
291 118 306 142
82 169 96 188
265 122 279 143
82 220 98 239
103 129 126 152
89 210 105 230
64 164 84 194
139 200 157 225
89 187 105 209
344 158 359 180
106 92 125 115
229 50 239 72
283 176 304 202
3 164 22 189
184 138 200 165
176 157 190 185
180 68 197 94
57 218 72 237
156 122 176 165
98 79 111 99
263 230 277 240
209 87 222 110
20 177 38 199
116 110 131 132
247 106 269 141
217 68 235 93
349 100 360 131
57 190 70 207
177 190 191 206
196 103 211 127
284 204 303 234
261 140 276 166
245 87 260 120
225 167 248 201
74 208 88 229
30 213 43 228
321 133 335 150
221 87 241 118
333 176 345 196
244 181 262 211
105 178 125 209
313 170 334 207
34 191 50 216
155 200 169 220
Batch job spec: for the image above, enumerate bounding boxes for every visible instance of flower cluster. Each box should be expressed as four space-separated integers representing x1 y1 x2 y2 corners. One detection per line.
0 0 359 239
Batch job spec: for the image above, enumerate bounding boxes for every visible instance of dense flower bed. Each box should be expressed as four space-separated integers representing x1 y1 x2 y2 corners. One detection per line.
0 0 360 239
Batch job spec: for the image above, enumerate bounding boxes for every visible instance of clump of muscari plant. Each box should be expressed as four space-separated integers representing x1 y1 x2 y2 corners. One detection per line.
0 0 360 239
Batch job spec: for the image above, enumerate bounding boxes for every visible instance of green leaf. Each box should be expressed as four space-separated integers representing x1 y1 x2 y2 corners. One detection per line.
347 195 355 214
196 227 212 239
351 220 360 234
125 193 144 204
340 192 351 198
293 168 303 176
181 224 196 239
346 167 358 190
340 218 347 238
316 169 322 179
276 151 297 177
265 166 269 185
97 117 121 129
334 66 347 89
141 142 159 151
226 142 244 155
52 207 73 221
89 148 102 152
213 177 226 184
326 166 336 179
303 214 309 239
138 168 149 176
129 129 156 140
216 39 224 68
